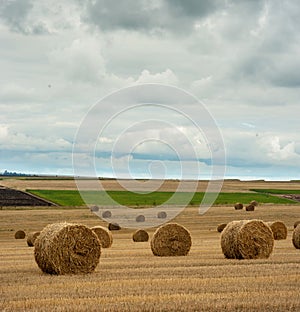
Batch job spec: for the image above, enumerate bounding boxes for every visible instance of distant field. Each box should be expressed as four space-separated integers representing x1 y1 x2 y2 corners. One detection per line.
251 189 300 194
27 189 297 206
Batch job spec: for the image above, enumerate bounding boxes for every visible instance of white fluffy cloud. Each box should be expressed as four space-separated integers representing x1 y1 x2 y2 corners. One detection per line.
0 0 299 179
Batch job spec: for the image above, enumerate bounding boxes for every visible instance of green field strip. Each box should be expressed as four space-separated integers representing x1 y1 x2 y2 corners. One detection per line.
251 189 300 194
27 190 297 206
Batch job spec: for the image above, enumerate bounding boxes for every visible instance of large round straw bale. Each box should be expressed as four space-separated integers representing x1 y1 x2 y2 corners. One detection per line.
133 229 149 242
108 222 121 231
245 204 255 211
15 230 26 239
157 211 167 219
150 223 192 257
217 223 227 233
267 221 287 240
250 200 259 207
294 220 300 229
292 224 300 249
34 222 101 275
91 226 113 248
234 203 243 210
27 231 40 247
221 220 274 259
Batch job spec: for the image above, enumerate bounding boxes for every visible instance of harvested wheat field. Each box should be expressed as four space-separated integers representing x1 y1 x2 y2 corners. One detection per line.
0 179 300 311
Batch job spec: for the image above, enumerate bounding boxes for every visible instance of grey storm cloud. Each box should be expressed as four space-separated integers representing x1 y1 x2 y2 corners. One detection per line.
0 0 49 34
82 0 227 33
0 0 33 33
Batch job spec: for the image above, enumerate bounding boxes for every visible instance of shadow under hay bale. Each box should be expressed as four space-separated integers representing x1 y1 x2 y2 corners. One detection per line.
294 220 300 229
157 211 167 219
250 200 259 207
234 203 243 210
133 229 149 242
217 223 227 233
151 223 192 257
27 231 40 247
15 230 26 239
91 226 113 248
292 224 300 249
136 215 145 222
221 220 274 259
102 210 112 218
108 223 121 231
34 222 101 275
267 221 287 240
245 204 255 211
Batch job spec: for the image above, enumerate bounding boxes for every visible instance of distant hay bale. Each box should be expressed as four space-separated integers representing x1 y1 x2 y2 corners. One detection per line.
294 220 300 229
132 229 149 242
136 215 145 222
157 211 167 219
217 223 227 233
90 205 99 212
221 220 274 259
15 230 26 239
250 200 259 207
34 222 101 275
108 222 121 231
234 203 243 210
292 225 300 249
27 231 40 247
245 204 255 211
267 221 287 240
151 223 192 257
102 210 112 218
91 226 113 248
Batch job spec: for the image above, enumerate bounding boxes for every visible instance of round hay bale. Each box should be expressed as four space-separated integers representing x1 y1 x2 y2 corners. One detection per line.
292 224 300 249
108 222 121 231
293 220 300 229
91 226 113 248
234 203 243 210
157 211 167 219
132 229 149 242
245 204 255 211
217 223 227 233
221 220 274 259
27 231 40 247
250 200 259 207
150 223 192 257
15 230 26 239
102 210 112 218
136 215 145 222
90 205 99 212
34 222 101 275
267 221 287 240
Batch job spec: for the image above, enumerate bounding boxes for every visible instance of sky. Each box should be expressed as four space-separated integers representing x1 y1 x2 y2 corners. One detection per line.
0 0 299 181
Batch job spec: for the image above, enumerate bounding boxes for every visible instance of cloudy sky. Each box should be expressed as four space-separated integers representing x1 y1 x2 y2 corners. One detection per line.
0 0 299 181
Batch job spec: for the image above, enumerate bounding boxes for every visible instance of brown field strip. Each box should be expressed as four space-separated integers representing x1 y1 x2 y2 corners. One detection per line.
1 202 300 311
1 178 300 192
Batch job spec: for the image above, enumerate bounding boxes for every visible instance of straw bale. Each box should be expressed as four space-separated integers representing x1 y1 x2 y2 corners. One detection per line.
151 223 192 257
27 231 40 247
91 226 113 248
132 229 149 242
34 222 101 275
266 221 287 240
221 220 274 259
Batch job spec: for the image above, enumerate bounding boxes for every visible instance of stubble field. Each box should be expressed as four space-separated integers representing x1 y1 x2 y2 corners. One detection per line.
0 179 300 311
